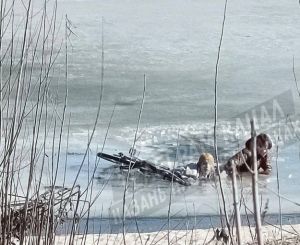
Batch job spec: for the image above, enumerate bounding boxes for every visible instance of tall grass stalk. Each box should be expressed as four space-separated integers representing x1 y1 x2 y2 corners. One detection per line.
275 135 283 241
212 0 232 242
231 161 242 245
167 130 180 245
250 119 263 245
122 75 146 245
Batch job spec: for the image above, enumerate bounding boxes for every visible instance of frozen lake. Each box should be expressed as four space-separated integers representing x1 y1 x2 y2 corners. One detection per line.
11 0 300 222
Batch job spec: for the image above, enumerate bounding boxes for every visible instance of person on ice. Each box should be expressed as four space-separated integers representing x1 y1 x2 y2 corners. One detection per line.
222 133 273 175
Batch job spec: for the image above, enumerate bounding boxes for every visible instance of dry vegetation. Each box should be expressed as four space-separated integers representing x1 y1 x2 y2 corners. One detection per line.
0 0 299 244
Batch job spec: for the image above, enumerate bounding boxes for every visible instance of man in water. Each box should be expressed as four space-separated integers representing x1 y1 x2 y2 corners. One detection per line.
222 133 273 175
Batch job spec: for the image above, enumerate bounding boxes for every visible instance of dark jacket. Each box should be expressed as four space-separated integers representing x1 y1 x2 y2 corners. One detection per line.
224 134 272 175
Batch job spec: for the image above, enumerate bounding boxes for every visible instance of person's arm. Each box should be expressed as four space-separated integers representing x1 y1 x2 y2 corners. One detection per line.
221 148 252 175
259 154 272 175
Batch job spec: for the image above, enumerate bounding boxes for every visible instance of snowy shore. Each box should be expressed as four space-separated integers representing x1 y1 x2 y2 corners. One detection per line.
53 224 300 245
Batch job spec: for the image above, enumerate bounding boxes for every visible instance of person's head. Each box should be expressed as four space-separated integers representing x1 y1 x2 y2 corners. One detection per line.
256 133 272 157
197 153 215 178
245 133 272 157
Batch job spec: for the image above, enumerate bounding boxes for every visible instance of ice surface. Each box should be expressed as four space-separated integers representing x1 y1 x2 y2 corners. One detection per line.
13 0 300 219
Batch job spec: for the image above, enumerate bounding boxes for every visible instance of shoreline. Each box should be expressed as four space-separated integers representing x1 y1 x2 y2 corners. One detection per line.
56 213 300 235
54 223 300 245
